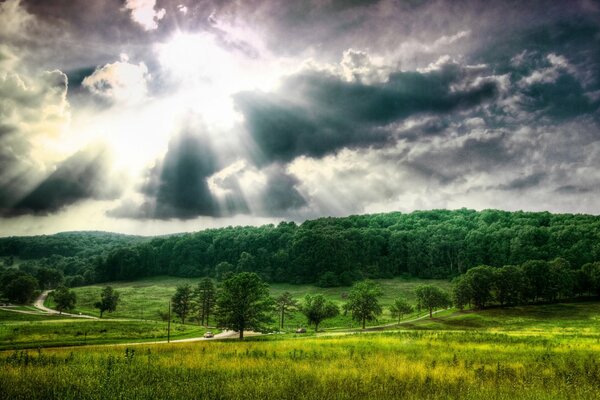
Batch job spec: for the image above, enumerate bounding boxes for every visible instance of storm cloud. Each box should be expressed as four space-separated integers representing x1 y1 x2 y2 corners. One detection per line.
1 0 600 235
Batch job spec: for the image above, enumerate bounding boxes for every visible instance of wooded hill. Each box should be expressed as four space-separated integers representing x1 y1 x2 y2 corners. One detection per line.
1 209 599 288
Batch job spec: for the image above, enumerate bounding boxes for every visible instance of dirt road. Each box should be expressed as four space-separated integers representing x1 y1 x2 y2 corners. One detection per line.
33 290 98 319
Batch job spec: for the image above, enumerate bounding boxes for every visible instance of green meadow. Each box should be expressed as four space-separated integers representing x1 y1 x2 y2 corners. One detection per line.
1 305 599 400
0 310 214 350
56 276 452 328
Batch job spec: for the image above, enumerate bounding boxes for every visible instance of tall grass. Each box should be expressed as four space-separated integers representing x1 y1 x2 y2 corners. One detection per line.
1 330 598 399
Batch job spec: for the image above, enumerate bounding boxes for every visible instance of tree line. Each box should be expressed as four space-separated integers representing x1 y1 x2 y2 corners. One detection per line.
2 209 600 292
452 258 600 309
89 209 600 287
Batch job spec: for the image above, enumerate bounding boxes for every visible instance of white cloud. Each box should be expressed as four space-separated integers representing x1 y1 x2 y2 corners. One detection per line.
0 0 33 38
82 59 150 104
124 0 166 31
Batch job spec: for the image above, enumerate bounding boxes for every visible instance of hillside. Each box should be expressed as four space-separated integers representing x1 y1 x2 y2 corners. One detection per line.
1 209 600 289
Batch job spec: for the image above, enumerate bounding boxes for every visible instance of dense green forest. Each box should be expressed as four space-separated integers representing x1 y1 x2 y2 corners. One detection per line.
1 209 600 299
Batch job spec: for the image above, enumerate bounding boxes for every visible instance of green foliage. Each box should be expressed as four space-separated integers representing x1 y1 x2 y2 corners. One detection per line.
275 292 298 330
4 210 600 288
171 284 193 324
94 286 120 318
344 280 383 329
415 285 451 317
300 294 339 331
52 286 76 314
193 278 216 326
215 272 274 339
389 298 413 324
2 274 38 304
452 258 589 310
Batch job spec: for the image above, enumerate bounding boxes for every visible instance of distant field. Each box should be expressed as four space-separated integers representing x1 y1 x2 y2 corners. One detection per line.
1 302 599 400
60 276 453 328
0 310 214 350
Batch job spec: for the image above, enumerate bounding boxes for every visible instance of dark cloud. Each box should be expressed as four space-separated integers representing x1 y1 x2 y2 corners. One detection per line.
236 61 499 164
260 165 307 214
152 131 218 219
521 73 599 120
1 147 115 216
113 130 221 220
496 172 547 191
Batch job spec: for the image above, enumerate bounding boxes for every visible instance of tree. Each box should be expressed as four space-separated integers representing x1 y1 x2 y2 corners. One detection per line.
94 286 120 318
389 298 413 325
194 278 216 326
275 291 298 330
463 265 495 309
345 280 383 329
3 274 38 304
36 267 64 290
452 276 473 310
493 265 525 306
52 285 76 314
215 272 274 339
172 284 193 324
300 294 339 332
415 285 450 318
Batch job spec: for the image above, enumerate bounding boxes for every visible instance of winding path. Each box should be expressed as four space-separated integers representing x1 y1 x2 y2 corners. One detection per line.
33 290 98 319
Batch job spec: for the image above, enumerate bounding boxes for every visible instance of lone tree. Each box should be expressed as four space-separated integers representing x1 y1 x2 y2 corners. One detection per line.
3 274 38 304
345 280 383 329
389 298 413 325
94 286 120 318
172 284 193 324
415 285 451 318
215 272 274 340
194 278 216 326
52 285 76 314
275 291 298 330
300 294 339 332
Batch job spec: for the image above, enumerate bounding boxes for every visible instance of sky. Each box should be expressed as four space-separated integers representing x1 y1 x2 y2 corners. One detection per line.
0 0 599 236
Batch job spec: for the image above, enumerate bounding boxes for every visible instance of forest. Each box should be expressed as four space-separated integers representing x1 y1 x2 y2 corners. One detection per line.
1 209 600 294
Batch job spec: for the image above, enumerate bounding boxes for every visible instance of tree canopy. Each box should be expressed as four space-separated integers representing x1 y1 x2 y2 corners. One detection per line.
94 286 120 318
215 272 274 339
415 285 451 318
344 280 383 329
52 285 76 314
300 294 339 332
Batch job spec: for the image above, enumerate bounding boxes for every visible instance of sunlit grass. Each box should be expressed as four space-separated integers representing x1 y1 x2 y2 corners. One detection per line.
1 327 598 399
63 276 452 328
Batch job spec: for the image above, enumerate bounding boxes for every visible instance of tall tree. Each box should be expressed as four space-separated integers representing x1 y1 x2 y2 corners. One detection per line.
215 272 274 339
52 285 76 314
3 274 38 304
194 278 216 326
300 294 339 332
345 280 383 329
389 298 413 325
463 265 495 309
275 291 298 330
94 286 120 318
415 285 450 318
172 284 193 324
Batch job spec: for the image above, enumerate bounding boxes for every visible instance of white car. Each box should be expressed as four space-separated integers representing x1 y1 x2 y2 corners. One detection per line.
203 331 214 338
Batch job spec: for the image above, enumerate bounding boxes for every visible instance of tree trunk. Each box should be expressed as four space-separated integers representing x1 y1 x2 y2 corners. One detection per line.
362 317 366 330
281 309 285 330
100 310 103 318
315 322 319 333
239 322 245 340
429 308 432 318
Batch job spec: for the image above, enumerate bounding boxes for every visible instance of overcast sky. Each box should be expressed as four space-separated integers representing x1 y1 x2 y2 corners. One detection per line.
0 0 599 236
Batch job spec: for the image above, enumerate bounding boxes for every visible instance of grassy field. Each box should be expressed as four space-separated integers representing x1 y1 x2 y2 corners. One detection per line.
1 303 599 399
0 310 215 350
59 276 452 328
